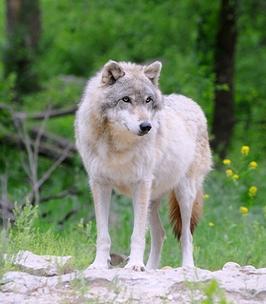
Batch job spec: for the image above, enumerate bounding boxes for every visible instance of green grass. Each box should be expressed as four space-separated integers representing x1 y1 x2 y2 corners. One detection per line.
0 203 96 276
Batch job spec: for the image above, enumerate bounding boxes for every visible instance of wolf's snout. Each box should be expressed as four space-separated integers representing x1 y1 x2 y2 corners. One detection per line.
139 122 152 135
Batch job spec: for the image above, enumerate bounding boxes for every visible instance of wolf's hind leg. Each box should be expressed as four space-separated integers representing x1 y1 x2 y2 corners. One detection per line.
146 198 165 270
175 178 196 267
88 181 112 270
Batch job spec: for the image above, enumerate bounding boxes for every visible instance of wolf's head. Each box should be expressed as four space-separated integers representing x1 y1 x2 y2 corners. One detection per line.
99 60 163 137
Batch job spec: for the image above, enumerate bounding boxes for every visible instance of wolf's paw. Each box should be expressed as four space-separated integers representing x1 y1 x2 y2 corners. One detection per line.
86 262 109 270
181 263 195 271
125 262 145 272
182 261 195 269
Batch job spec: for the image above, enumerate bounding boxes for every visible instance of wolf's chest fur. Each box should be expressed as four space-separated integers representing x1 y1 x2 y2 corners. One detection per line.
90 135 155 187
88 110 196 200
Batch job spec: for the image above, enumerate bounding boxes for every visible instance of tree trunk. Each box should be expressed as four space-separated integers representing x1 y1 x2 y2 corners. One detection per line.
4 0 41 99
211 0 237 158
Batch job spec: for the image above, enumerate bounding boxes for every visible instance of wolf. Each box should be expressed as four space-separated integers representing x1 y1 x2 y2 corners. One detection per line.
75 60 212 271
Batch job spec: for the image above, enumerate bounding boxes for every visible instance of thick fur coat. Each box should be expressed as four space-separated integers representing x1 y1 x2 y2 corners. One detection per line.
75 60 212 271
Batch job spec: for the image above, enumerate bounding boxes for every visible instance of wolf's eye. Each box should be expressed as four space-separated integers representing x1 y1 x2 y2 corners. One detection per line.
146 96 153 103
122 96 130 103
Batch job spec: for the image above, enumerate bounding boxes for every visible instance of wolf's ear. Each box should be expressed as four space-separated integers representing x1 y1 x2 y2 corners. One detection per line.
144 61 162 85
101 60 125 85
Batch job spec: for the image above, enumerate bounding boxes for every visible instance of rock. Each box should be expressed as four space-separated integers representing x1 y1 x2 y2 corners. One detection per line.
161 266 173 270
4 250 73 276
222 261 241 270
1 251 266 304
110 253 128 267
213 264 266 303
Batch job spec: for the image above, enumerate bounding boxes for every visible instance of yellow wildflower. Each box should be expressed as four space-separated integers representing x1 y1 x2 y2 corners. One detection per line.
240 206 249 215
232 174 240 180
241 145 250 156
226 169 233 177
203 194 209 200
249 161 258 169
223 159 231 165
248 186 258 198
208 222 215 227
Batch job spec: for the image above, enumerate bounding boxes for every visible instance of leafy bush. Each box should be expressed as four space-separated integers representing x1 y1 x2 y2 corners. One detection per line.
2 202 96 272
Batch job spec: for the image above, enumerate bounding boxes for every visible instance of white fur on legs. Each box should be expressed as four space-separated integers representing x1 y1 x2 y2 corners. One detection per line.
125 180 151 271
146 198 165 269
88 181 112 269
175 178 196 267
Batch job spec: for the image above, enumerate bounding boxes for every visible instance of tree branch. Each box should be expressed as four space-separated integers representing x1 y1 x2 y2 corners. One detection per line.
39 188 80 203
0 103 77 120
29 128 76 153
14 106 78 121
1 133 76 164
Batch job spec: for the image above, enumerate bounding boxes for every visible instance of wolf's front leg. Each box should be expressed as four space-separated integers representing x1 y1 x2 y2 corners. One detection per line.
125 180 151 271
88 181 112 270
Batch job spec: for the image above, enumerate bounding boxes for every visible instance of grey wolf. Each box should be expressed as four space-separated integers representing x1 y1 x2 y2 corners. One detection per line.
75 60 212 271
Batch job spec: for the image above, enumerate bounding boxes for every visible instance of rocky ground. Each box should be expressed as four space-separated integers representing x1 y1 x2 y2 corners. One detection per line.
1 251 266 303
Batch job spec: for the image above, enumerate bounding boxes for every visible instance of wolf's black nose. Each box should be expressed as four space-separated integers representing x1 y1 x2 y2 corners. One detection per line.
139 122 152 133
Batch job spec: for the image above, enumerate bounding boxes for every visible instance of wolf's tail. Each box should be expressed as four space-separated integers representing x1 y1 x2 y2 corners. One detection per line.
169 189 203 240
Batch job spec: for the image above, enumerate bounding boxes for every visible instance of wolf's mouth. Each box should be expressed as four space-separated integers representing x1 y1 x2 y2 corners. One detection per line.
138 130 149 136
122 123 150 136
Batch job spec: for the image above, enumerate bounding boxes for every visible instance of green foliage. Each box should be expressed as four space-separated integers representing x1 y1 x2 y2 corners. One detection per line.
36 0 216 120
221 146 261 209
0 73 16 103
186 280 229 304
3 202 96 272
201 280 228 304
40 1 196 75
23 75 85 112
0 73 16 137
10 202 39 248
